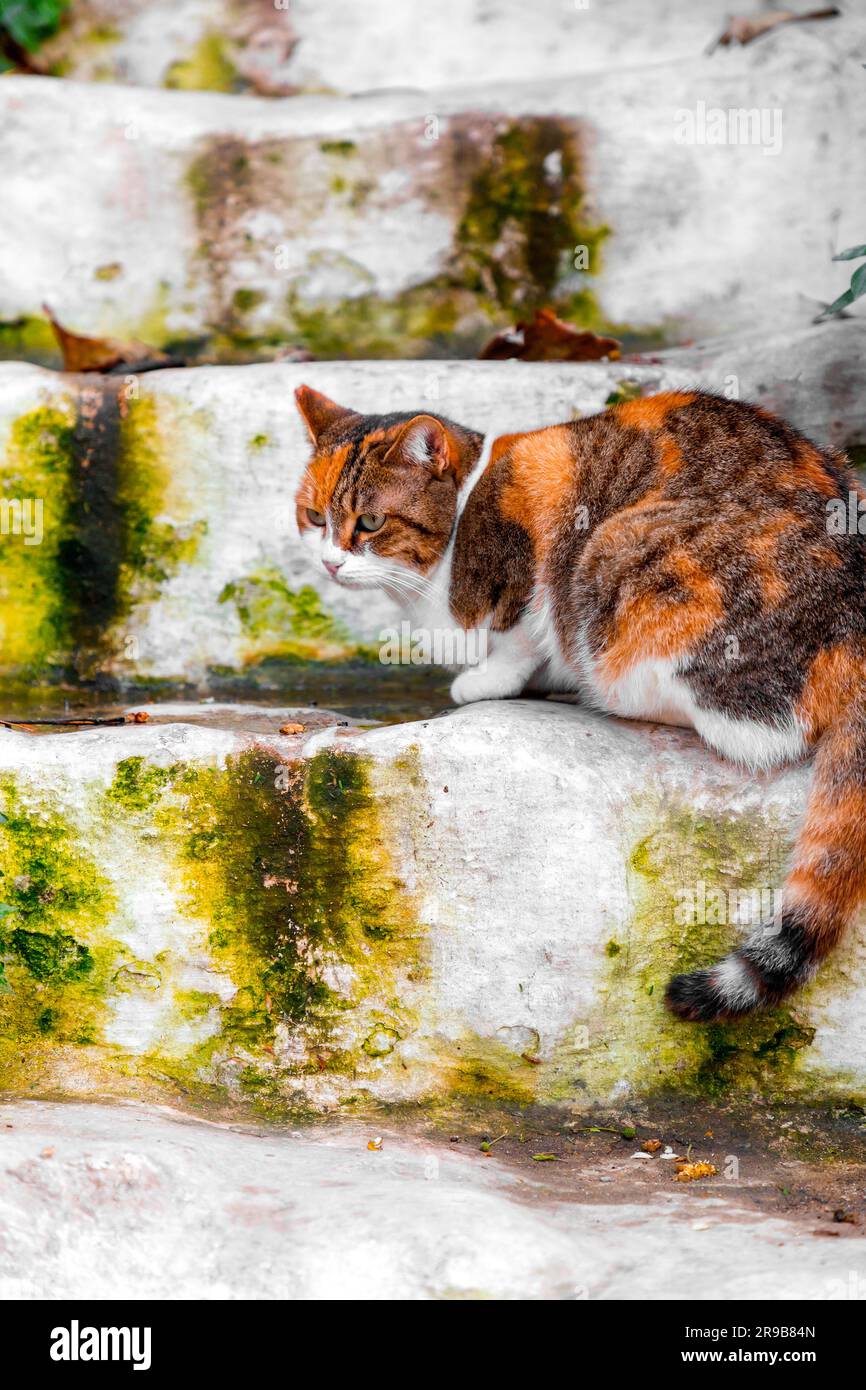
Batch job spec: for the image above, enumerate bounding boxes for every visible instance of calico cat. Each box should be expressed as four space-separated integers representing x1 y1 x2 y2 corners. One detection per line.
294 383 866 1024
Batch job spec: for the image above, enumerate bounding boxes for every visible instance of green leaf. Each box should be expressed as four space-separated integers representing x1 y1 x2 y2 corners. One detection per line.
532 1153 559 1162
833 244 866 263
0 0 70 53
824 287 855 317
850 262 866 302
0 962 11 994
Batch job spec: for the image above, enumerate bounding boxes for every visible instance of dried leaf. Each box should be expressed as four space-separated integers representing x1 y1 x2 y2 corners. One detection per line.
674 1161 718 1182
125 711 151 724
43 305 174 374
367 1137 383 1151
710 7 839 52
279 722 305 735
478 308 620 363
642 1139 663 1153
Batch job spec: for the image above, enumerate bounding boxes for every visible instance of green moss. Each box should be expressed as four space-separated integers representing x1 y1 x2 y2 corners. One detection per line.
163 32 239 93
149 748 425 1096
0 315 60 366
218 566 374 663
320 140 358 156
115 394 207 604
561 797 845 1103
248 432 270 450
232 287 264 314
87 23 121 44
0 387 207 682
181 117 657 362
605 939 622 958
605 380 643 406
106 757 174 812
0 776 117 1046
0 402 78 674
455 117 609 319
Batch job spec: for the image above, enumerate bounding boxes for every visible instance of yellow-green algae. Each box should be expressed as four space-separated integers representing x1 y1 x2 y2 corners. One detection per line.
218 565 376 664
0 775 119 1064
0 401 78 674
181 115 663 361
96 746 428 1115
0 388 207 683
164 32 239 93
115 393 207 603
556 796 857 1104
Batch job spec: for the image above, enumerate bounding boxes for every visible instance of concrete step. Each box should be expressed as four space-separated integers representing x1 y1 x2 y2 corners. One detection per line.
1 1100 860 1300
35 0 746 96
0 700 862 1115
0 324 863 690
1 16 864 364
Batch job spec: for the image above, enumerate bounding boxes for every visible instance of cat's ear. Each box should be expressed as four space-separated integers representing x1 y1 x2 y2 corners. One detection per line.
384 415 453 477
294 385 356 444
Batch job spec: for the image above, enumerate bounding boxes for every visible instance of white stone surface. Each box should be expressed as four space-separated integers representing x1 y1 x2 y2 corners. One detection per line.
1 14 864 353
1 324 863 681
0 1100 858 1300
38 0 749 95
0 701 863 1109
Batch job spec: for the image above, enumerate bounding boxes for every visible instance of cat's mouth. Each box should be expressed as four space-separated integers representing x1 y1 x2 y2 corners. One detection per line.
324 571 381 591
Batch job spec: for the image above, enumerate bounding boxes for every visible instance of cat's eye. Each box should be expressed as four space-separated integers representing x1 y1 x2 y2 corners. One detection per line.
356 513 385 533
306 508 326 527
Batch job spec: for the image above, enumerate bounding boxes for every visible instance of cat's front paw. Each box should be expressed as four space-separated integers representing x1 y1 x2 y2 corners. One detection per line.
450 666 524 705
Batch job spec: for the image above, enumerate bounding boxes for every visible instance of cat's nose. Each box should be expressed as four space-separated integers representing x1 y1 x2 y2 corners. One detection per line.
324 558 344 578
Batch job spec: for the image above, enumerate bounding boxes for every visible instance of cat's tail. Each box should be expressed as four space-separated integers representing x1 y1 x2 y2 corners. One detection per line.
665 687 866 1022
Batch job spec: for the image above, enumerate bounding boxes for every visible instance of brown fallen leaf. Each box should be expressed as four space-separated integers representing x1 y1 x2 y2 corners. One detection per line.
674 1161 718 1182
125 711 151 724
43 305 175 374
40 1146 55 1159
642 1139 663 1153
367 1137 383 1151
479 308 620 363
279 722 305 735
709 7 839 52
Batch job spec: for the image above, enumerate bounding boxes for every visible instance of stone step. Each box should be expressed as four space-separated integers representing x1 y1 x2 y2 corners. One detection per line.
0 700 862 1115
1 17 864 365
35 0 745 97
0 324 863 690
1 1100 859 1300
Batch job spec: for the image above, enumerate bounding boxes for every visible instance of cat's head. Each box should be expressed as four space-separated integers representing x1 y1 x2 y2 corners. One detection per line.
294 386 481 591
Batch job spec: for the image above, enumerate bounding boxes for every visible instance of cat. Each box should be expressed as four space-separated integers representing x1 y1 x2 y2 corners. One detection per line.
294 383 866 1024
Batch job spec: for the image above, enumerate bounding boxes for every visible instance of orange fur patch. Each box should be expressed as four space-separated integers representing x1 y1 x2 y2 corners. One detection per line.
497 427 577 559
795 643 864 742
776 443 838 498
304 444 351 512
598 550 723 684
613 391 697 431
744 514 799 607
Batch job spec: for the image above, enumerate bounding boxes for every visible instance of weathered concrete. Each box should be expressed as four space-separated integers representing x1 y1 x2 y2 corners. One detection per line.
0 701 862 1115
35 0 748 96
1 16 864 363
0 325 863 686
0 1100 861 1300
